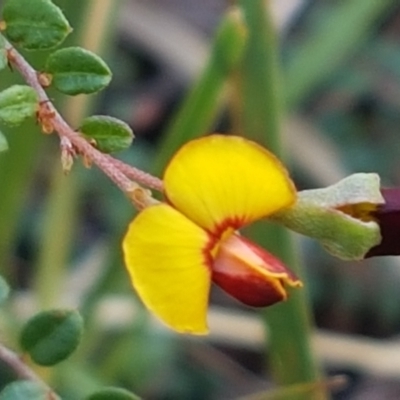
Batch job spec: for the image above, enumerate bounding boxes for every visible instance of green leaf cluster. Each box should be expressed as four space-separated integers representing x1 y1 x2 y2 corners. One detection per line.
0 304 140 399
1 0 112 96
0 0 129 153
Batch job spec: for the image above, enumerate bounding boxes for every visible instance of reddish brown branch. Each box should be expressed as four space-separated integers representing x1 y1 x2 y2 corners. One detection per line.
4 39 164 200
105 155 164 191
0 342 60 398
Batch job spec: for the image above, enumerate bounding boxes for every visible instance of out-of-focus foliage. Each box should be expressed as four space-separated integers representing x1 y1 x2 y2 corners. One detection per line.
2 0 400 399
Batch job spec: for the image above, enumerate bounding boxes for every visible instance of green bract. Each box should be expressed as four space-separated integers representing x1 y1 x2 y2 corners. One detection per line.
86 388 141 400
20 309 84 366
0 131 8 152
0 381 52 400
46 47 112 95
2 0 71 50
0 85 38 126
0 35 7 70
273 173 384 260
80 115 134 153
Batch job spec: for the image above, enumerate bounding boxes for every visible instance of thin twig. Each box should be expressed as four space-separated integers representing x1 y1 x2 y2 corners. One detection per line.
0 342 60 398
3 37 164 201
105 155 164 191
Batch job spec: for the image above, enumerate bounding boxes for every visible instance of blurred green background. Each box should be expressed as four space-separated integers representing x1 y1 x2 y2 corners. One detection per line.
2 0 400 399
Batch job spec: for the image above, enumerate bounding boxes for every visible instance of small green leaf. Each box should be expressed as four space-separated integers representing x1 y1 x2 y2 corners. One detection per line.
80 115 134 153
2 0 71 50
0 380 53 400
0 275 10 303
20 309 84 366
0 131 8 152
0 35 7 70
86 388 141 400
46 47 112 95
0 85 38 126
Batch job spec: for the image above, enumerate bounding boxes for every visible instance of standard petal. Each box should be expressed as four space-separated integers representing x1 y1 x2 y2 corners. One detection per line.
212 234 302 307
164 135 296 235
122 204 212 334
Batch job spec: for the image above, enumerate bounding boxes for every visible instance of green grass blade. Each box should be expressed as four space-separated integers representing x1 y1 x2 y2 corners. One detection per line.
285 0 396 108
236 1 324 398
154 7 247 173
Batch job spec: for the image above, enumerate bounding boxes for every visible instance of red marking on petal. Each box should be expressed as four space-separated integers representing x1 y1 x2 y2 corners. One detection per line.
201 220 243 265
165 194 246 237
212 216 247 237
202 231 219 268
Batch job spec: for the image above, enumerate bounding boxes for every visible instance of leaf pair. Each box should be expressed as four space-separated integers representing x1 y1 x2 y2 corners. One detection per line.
2 0 112 95
0 0 133 154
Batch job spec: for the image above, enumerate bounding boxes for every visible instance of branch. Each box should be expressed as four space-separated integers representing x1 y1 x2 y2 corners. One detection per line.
0 342 60 398
4 38 164 208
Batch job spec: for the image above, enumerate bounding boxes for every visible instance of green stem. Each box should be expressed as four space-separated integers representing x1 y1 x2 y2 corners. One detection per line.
236 1 324 398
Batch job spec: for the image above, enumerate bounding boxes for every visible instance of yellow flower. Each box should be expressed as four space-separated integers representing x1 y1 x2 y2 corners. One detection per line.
123 135 301 334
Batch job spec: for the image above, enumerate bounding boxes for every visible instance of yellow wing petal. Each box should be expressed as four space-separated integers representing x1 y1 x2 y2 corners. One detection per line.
164 134 296 234
122 204 212 334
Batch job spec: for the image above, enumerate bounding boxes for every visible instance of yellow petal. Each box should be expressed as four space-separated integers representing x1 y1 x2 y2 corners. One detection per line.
122 204 212 334
164 134 296 235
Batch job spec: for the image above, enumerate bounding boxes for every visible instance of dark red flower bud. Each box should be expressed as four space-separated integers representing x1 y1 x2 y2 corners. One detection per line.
366 188 400 257
212 234 302 306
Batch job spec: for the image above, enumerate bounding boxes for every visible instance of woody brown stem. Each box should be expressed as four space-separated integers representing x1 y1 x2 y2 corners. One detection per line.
4 38 164 203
